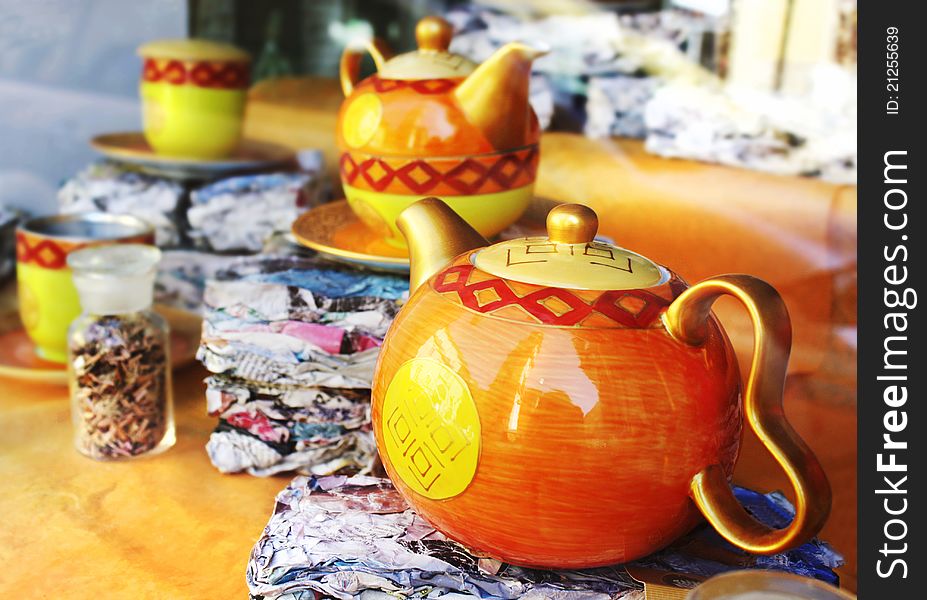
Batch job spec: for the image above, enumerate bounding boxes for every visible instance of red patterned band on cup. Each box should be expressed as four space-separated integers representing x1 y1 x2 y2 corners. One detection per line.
16 231 156 270
142 58 250 89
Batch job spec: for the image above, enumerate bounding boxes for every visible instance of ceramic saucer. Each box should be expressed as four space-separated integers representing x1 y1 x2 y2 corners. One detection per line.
0 304 202 385
291 200 412 273
291 200 550 273
90 132 294 180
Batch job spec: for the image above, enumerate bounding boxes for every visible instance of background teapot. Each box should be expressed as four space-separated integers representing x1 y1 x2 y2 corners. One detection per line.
336 17 546 248
371 199 832 568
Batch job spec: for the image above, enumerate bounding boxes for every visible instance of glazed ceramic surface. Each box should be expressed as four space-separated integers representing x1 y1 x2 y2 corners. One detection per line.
291 201 411 273
337 17 545 247
138 39 250 159
371 200 831 568
374 255 740 566
90 132 293 181
15 214 154 363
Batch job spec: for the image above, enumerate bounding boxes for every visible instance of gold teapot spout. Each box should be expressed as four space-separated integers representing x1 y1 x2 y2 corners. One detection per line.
453 42 548 150
397 198 489 294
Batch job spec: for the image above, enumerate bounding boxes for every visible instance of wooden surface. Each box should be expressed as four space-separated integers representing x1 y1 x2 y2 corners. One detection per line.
0 365 285 597
0 358 856 596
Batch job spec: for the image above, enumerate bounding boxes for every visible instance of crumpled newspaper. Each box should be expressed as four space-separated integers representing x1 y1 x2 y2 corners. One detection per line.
187 172 323 252
57 161 184 246
198 256 407 477
204 374 377 476
154 250 246 312
197 342 381 389
644 78 857 183
584 76 661 139
247 476 842 600
207 429 375 477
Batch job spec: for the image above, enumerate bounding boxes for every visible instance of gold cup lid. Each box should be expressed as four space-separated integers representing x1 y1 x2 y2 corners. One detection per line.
377 16 477 80
472 204 667 291
137 38 251 63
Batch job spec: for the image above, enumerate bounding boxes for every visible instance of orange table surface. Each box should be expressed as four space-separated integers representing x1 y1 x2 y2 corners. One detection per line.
0 365 285 597
1 361 855 596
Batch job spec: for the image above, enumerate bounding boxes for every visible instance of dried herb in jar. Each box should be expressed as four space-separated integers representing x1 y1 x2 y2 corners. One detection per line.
70 313 169 459
66 243 174 460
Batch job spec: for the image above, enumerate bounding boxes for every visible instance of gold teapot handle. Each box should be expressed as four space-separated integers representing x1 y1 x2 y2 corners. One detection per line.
339 38 392 96
664 275 831 554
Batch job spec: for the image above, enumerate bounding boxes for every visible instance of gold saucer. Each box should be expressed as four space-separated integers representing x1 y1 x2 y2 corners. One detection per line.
90 132 294 180
0 304 202 385
292 200 550 273
291 200 411 273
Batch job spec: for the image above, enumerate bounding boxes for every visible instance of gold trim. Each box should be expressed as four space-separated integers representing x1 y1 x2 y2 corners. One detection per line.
397 198 488 293
664 275 832 554
415 16 453 52
453 42 547 150
340 38 392 96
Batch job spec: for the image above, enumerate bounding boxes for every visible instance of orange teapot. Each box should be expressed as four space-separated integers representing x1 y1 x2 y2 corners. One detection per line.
371 199 832 568
336 17 545 248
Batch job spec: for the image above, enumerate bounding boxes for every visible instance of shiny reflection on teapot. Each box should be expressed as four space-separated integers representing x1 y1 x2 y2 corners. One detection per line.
371 198 831 568
336 16 546 248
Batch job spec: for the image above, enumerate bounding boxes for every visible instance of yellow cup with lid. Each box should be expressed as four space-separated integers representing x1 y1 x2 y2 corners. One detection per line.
138 39 251 159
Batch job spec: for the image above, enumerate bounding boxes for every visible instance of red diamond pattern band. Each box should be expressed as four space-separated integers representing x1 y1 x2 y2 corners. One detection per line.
142 58 249 89
369 76 459 95
432 262 685 328
16 233 70 269
340 146 539 196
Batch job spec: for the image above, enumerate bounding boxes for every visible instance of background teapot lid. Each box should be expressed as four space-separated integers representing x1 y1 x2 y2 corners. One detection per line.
472 204 668 291
377 16 478 80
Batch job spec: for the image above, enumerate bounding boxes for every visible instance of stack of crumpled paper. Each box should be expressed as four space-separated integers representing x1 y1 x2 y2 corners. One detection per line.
57 162 185 246
197 256 407 476
247 476 843 600
187 172 322 252
58 163 328 313
58 163 324 252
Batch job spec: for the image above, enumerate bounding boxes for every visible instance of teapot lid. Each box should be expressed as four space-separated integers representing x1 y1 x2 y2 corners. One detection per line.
377 16 478 80
472 204 668 291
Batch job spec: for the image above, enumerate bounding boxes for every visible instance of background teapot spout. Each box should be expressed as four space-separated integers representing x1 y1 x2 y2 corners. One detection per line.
397 198 489 293
453 42 548 150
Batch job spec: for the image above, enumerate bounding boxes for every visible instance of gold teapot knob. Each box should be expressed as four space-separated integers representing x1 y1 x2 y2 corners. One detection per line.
416 16 453 52
547 204 599 244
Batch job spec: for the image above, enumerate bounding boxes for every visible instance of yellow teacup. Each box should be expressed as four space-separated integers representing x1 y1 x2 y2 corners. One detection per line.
16 213 155 363
138 39 251 159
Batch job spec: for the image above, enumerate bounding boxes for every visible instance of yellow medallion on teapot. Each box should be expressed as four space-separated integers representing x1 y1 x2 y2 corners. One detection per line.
337 16 546 247
371 198 832 568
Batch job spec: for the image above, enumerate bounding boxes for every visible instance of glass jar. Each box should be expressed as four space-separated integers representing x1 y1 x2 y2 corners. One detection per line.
66 244 175 460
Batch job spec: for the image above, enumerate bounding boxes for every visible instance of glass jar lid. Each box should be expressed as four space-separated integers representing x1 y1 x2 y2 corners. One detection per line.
68 244 162 314
472 204 667 291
